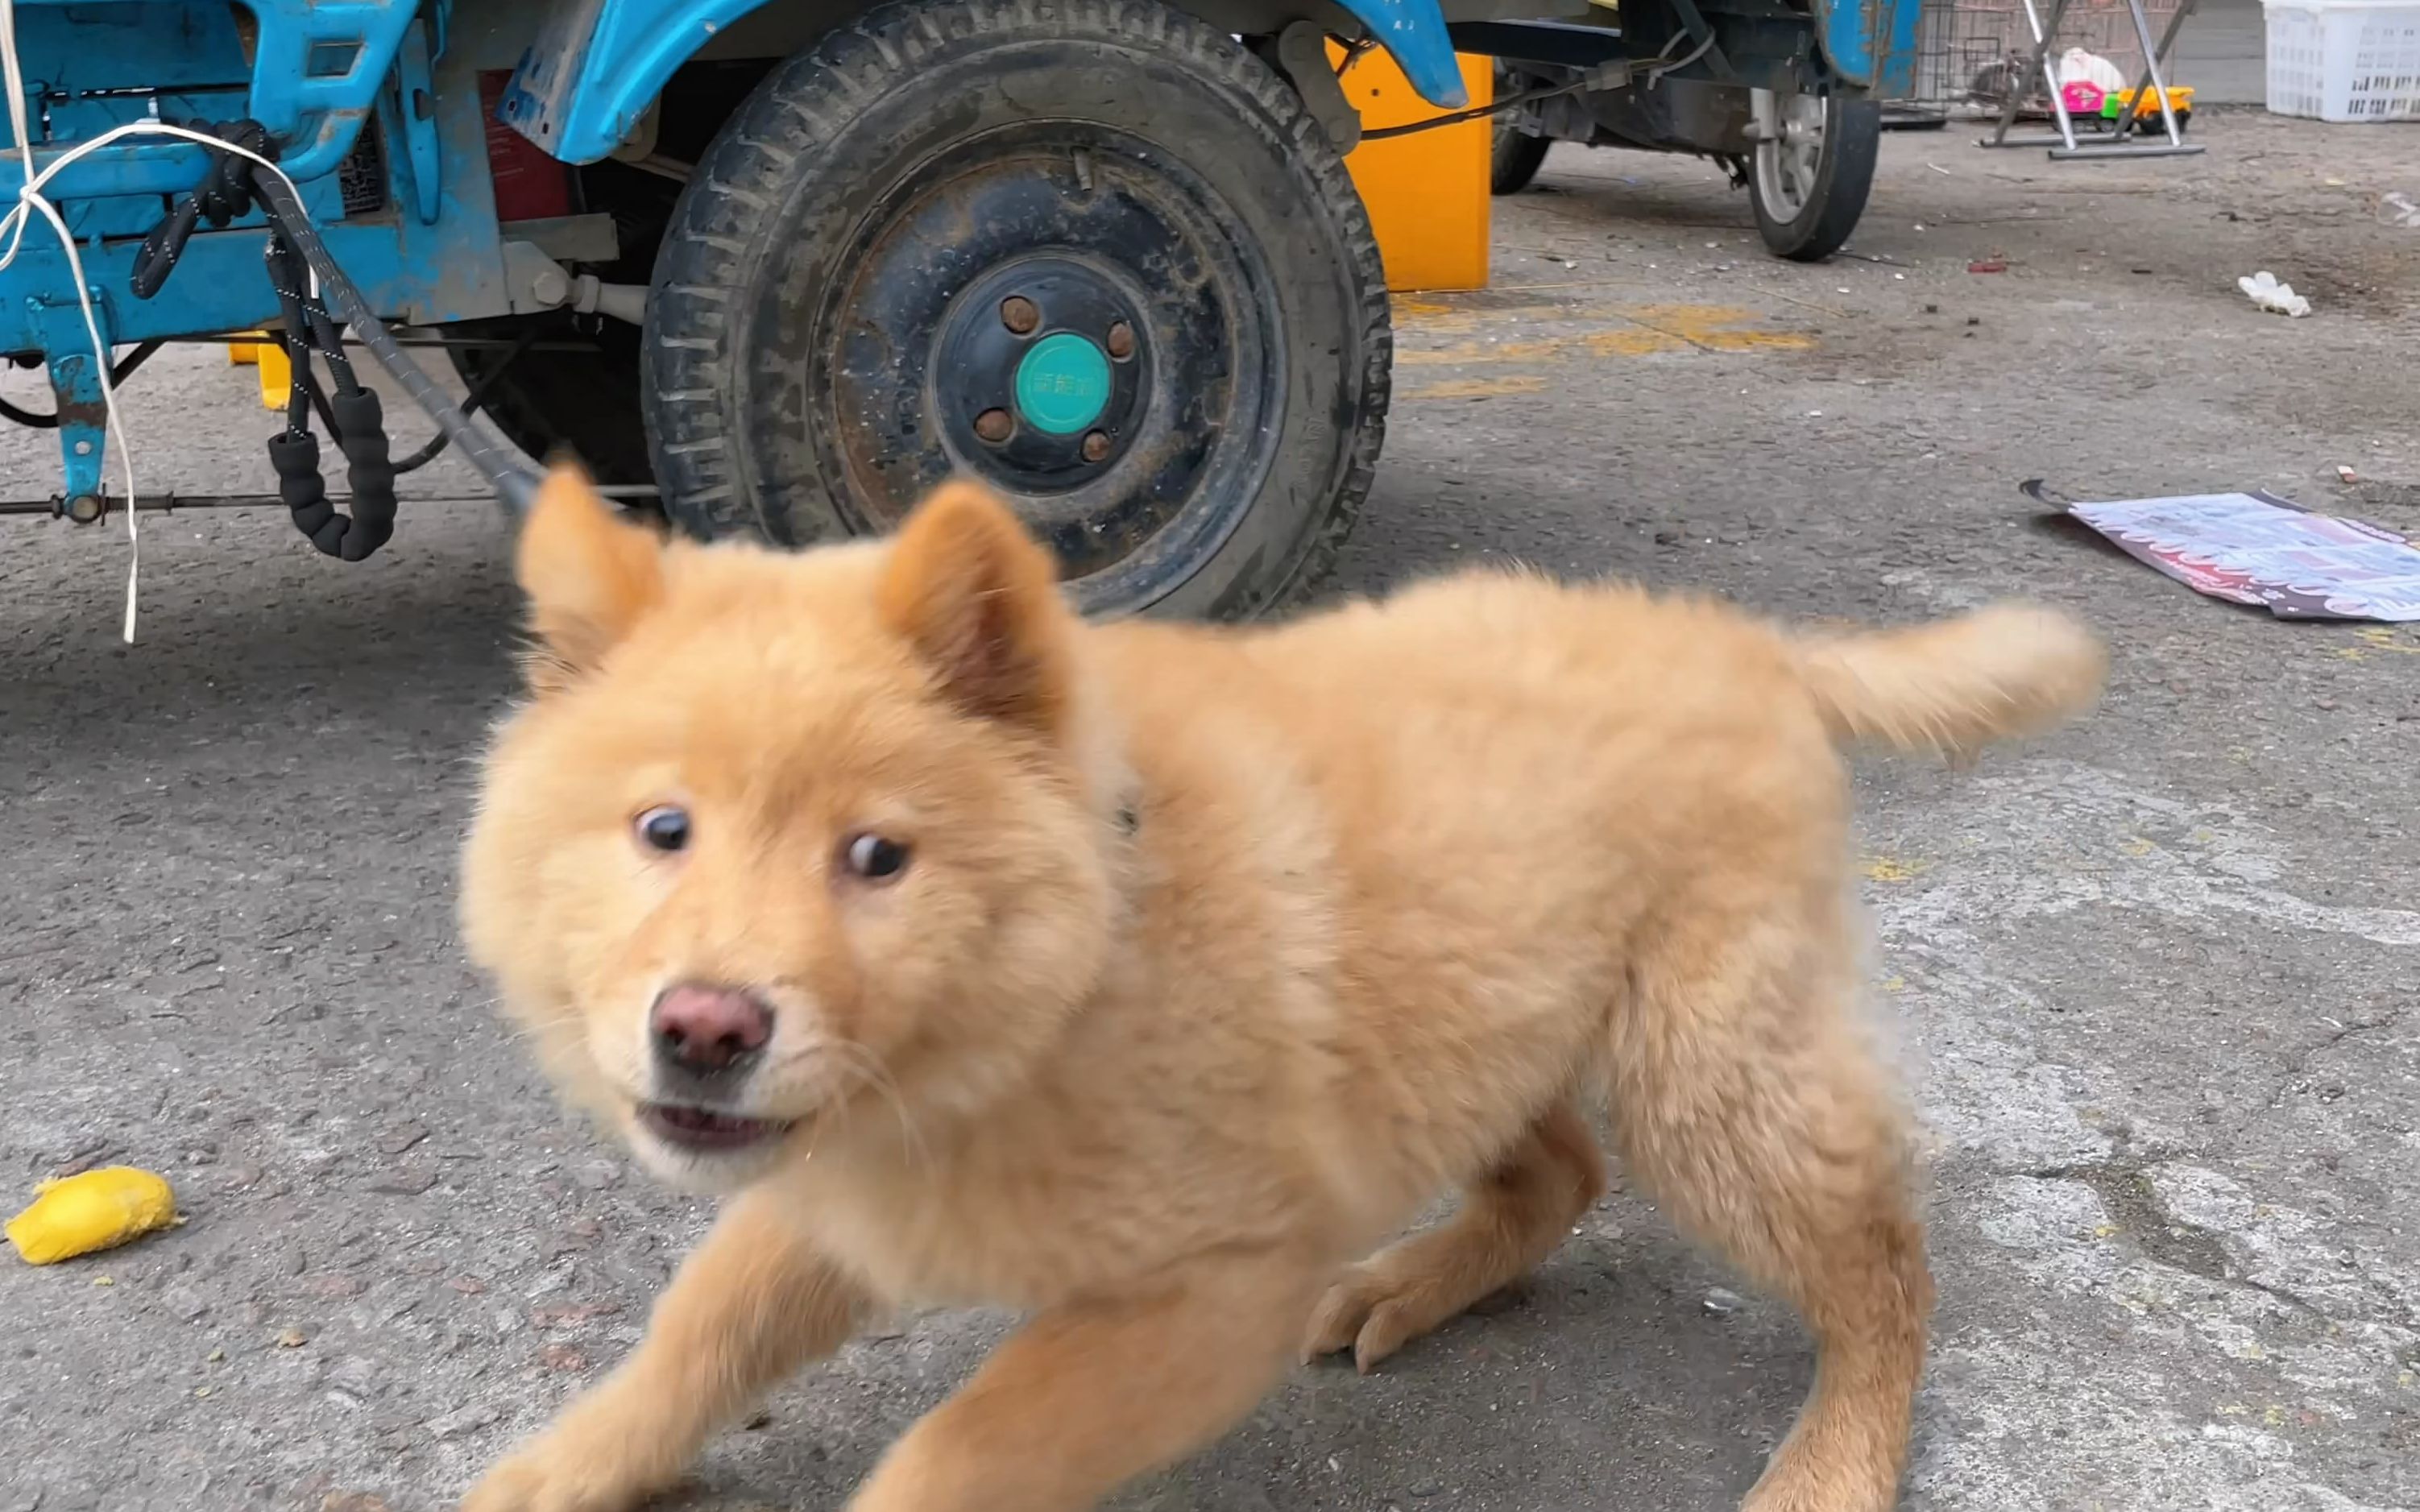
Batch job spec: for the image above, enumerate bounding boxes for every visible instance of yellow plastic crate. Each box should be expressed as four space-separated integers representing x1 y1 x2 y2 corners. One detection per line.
1335 48 1494 292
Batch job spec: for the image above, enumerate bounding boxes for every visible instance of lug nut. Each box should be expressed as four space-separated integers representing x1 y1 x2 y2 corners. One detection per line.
1081 430 1112 463
1105 321 1134 359
974 408 1013 444
1001 296 1039 334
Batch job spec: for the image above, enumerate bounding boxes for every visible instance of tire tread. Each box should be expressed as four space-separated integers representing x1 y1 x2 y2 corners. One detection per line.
642 0 1388 616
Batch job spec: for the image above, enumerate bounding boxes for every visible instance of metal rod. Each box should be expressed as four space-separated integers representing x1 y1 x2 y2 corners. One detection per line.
2036 0 2206 159
383 338 606 354
2046 141 2204 159
1987 0 2203 161
0 484 658 518
2037 0 2081 151
0 493 338 516
1992 130 2161 146
1983 0 2077 148
2125 0 2194 146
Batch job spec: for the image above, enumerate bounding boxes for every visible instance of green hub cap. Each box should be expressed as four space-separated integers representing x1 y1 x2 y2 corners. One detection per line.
1013 332 1113 435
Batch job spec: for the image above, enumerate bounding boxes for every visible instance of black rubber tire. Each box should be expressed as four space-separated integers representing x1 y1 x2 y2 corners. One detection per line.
1490 63 1552 195
1749 89 1882 263
1492 119 1552 196
449 318 653 486
642 0 1390 622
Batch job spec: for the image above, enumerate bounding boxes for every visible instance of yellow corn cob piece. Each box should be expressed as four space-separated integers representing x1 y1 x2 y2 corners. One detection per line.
6 1166 179 1265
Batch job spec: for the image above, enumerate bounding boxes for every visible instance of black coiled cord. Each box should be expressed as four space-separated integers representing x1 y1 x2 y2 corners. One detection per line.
131 118 402 561
259 226 395 560
130 120 274 300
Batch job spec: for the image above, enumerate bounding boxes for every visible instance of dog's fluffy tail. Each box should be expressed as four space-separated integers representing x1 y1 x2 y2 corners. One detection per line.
1789 603 2106 756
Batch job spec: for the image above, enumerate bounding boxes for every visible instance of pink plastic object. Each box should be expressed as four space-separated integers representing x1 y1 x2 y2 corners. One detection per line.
2061 81 2106 114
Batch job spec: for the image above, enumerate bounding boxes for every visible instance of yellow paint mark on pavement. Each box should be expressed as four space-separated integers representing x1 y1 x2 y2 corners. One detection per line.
1582 329 1692 357
1394 300 1814 369
1401 375 1548 400
1620 303 1818 353
1860 855 1932 883
1399 338 1576 367
1391 299 1578 334
2330 627 2419 661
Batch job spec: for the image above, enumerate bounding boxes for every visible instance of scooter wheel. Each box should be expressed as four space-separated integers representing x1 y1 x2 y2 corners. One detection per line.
1747 84 1881 263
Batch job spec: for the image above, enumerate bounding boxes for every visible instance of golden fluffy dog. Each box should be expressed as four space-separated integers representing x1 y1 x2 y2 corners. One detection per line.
458 466 2104 1512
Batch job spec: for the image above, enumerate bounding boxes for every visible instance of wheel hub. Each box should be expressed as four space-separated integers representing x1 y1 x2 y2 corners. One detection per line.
1014 333 1113 434
1751 88 1829 220
815 131 1267 602
930 255 1147 485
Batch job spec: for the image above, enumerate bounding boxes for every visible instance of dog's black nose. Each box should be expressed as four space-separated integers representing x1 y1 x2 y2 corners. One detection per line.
650 984 773 1076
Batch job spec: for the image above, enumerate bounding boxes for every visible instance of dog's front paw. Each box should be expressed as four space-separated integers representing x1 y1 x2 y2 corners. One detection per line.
1302 1264 1432 1373
458 1423 678 1512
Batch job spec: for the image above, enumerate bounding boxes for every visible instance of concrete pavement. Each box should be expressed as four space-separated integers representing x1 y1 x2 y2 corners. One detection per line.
1 110 2414 1512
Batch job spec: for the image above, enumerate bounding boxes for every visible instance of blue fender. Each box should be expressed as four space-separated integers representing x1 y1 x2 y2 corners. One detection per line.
510 0 1468 164
1812 0 1923 97
1338 0 1468 108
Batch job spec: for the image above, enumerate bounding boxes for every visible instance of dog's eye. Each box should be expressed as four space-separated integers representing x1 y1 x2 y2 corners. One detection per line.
635 806 691 854
842 832 910 881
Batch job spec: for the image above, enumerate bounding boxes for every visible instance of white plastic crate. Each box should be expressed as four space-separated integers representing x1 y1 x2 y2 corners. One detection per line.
2264 0 2420 121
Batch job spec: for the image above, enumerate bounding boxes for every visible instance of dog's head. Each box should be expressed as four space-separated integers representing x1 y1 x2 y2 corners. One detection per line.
461 466 1123 1192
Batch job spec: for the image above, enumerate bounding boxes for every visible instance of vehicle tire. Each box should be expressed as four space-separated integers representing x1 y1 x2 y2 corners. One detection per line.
1747 84 1881 263
643 0 1390 621
1491 62 1552 194
449 317 652 486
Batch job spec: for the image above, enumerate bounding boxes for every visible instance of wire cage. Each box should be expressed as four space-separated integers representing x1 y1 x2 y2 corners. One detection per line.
1900 0 2191 112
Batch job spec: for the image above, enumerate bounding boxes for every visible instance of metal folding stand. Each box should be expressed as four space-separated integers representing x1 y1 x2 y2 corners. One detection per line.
1980 0 2205 159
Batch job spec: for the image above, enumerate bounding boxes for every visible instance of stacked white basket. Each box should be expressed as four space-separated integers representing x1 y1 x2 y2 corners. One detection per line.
2264 0 2420 120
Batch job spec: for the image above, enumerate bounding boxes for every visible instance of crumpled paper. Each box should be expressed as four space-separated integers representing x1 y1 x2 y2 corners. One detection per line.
2236 270 2311 318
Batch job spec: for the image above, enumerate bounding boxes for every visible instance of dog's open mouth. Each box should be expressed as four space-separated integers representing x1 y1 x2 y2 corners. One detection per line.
637 1102 794 1153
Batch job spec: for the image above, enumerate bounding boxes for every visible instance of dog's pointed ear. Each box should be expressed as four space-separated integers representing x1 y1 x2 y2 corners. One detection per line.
876 479 1072 737
515 459 666 688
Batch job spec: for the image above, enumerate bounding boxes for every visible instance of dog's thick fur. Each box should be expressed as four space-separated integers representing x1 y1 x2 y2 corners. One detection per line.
458 467 2105 1512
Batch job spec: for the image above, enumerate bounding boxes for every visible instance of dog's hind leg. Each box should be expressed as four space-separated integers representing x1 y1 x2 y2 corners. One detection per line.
1608 907 1931 1512
1302 1098 1605 1372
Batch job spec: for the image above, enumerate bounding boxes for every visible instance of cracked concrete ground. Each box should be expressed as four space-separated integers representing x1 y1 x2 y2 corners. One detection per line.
2 110 2416 1512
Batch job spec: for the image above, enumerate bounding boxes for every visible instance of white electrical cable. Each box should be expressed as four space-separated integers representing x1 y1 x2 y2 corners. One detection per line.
1 0 316 641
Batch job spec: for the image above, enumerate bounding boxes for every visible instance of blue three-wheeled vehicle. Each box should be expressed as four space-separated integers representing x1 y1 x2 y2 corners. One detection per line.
0 0 1914 623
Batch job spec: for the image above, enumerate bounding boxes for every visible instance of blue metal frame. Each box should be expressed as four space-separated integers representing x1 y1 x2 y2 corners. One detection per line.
1 0 423 201
0 0 510 510
0 0 1912 514
1814 0 1921 94
504 0 1472 162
